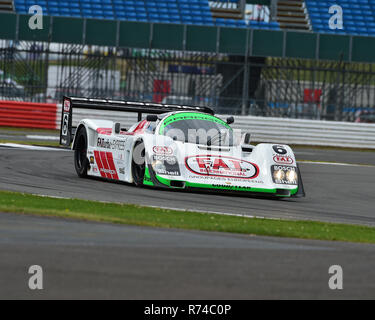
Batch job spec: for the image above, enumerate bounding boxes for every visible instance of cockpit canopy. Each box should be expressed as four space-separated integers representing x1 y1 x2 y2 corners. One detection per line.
159 112 236 146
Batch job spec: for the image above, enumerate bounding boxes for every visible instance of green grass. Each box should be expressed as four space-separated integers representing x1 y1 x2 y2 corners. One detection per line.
1 61 46 94
1 190 375 244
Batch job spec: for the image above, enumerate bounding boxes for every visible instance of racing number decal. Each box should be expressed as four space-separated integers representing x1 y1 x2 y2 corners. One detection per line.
62 114 69 136
272 145 287 155
60 98 72 146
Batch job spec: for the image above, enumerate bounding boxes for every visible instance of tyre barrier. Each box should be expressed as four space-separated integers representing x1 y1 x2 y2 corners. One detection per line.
0 100 58 130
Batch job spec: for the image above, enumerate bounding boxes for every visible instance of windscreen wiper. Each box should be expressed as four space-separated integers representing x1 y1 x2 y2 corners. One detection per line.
207 131 227 146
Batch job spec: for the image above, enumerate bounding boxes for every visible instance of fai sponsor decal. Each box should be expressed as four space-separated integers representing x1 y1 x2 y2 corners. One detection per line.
153 146 173 155
273 155 293 165
185 155 259 179
63 99 71 112
97 138 125 150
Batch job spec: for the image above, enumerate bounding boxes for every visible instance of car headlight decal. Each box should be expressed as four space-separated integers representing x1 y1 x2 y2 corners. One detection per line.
271 165 298 185
152 155 181 176
152 160 166 173
286 169 298 183
273 169 285 181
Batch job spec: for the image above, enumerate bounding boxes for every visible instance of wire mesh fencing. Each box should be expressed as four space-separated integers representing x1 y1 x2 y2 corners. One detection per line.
1 39 375 122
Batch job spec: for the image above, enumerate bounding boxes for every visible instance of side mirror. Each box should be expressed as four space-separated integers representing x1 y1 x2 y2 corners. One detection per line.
226 116 234 125
243 133 251 145
146 114 159 122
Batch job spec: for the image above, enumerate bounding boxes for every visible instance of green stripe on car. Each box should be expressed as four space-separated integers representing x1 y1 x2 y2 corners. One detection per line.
154 174 298 196
159 112 230 134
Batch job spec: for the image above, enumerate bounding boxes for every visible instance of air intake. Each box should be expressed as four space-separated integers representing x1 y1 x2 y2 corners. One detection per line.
170 181 185 188
276 189 291 196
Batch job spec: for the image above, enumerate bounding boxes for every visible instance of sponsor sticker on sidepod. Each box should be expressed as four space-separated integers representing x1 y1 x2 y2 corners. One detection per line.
63 99 71 112
273 155 294 165
153 146 173 155
185 155 259 179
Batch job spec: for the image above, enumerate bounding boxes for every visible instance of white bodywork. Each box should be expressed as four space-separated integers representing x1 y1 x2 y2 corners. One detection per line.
72 112 300 196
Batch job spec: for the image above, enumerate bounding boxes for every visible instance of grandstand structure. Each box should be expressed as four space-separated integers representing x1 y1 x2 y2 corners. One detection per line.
0 0 13 11
12 0 281 29
307 0 375 36
0 0 375 121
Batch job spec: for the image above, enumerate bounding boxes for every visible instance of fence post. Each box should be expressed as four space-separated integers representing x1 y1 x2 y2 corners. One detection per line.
241 29 250 115
270 0 278 22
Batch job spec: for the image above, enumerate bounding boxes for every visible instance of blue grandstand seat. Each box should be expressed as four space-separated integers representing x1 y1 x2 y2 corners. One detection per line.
147 7 157 14
306 0 375 36
137 13 147 19
135 7 146 13
14 0 280 31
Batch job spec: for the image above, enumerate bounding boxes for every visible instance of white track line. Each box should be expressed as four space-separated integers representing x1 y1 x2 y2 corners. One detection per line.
298 160 375 168
26 135 59 141
0 143 69 151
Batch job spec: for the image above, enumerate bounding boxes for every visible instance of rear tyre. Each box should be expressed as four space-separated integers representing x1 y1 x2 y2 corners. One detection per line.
132 141 145 186
74 127 89 178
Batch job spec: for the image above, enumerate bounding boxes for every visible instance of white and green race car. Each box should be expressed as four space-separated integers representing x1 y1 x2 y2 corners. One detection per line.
60 97 305 198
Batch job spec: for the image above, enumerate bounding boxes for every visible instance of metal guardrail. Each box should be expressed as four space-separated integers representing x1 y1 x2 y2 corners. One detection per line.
228 115 375 148
60 104 375 149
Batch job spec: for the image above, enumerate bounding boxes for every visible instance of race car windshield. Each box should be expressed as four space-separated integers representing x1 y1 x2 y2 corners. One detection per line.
160 113 236 146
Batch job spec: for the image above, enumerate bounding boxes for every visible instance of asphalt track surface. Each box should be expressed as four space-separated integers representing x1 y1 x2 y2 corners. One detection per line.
1 145 375 299
0 146 374 225
1 212 375 299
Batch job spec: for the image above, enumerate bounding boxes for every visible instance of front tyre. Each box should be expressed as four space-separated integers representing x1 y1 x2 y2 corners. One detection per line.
132 141 145 186
74 127 89 178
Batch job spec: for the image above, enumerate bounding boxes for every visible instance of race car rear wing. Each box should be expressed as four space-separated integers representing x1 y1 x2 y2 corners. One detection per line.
60 96 214 147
